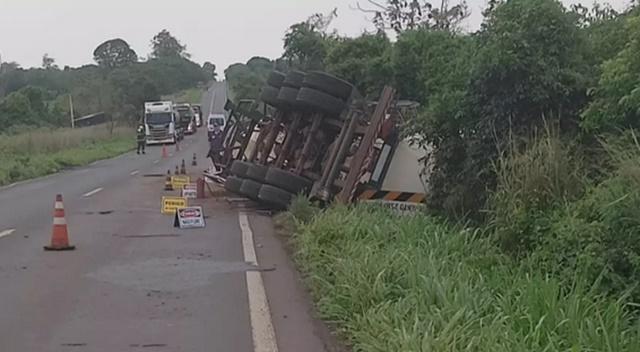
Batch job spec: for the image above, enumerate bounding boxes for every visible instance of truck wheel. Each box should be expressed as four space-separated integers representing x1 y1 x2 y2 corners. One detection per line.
224 176 243 193
258 185 294 209
230 161 252 178
277 87 304 110
296 88 346 117
265 167 313 194
246 163 269 183
267 71 286 88
282 70 306 88
303 71 354 101
240 179 262 200
260 86 284 109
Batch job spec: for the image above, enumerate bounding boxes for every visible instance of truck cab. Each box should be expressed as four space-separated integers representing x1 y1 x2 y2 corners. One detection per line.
144 101 178 145
175 104 195 137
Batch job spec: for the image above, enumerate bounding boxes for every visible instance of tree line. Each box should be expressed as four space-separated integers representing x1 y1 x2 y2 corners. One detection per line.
0 30 218 133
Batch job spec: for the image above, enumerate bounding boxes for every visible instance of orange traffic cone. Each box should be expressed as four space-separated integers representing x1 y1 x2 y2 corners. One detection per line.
44 194 76 251
162 145 168 158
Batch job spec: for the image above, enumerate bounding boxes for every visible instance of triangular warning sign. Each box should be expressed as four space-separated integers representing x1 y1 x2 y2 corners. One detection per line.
174 211 180 228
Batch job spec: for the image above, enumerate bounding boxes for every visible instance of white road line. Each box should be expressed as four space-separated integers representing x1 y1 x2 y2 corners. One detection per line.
239 213 279 352
82 187 103 198
0 229 16 239
130 170 140 176
153 160 160 164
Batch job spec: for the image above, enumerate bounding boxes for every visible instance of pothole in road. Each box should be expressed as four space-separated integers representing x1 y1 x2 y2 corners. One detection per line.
115 234 181 238
84 210 114 215
87 258 257 291
143 174 166 178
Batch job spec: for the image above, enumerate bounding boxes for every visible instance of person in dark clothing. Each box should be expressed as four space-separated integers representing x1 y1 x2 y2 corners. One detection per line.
207 125 224 168
136 124 146 154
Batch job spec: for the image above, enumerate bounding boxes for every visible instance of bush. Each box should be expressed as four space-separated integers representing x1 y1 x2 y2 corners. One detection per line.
490 129 585 254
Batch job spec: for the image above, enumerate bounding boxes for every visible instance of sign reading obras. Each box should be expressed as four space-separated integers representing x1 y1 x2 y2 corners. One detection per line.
161 196 187 215
171 176 191 189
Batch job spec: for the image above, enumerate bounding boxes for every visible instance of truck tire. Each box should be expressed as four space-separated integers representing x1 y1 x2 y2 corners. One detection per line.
303 71 354 101
240 179 262 200
282 70 306 88
265 167 313 194
230 160 251 178
277 87 305 110
224 176 243 193
296 87 346 117
258 185 294 209
267 71 286 88
246 163 269 183
260 86 283 109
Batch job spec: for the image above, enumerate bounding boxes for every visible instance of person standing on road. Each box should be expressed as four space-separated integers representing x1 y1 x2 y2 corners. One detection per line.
136 123 146 154
207 125 224 171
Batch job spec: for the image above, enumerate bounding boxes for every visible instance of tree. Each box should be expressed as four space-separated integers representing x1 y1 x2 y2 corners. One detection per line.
93 39 138 69
356 0 470 33
151 30 190 59
202 62 217 80
282 9 337 70
582 13 640 132
325 33 393 96
42 54 58 70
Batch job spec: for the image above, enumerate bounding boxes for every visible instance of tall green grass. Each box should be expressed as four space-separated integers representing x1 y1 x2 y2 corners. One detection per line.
162 87 203 104
292 205 640 351
0 125 134 185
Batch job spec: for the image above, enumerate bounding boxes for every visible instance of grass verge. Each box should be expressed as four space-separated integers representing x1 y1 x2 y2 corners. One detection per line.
290 203 640 351
0 125 134 186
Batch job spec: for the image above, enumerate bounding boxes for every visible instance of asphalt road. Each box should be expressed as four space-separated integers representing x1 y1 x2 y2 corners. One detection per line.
0 82 335 352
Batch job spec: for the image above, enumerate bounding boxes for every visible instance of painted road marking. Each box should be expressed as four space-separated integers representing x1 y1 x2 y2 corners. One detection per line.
130 170 140 176
153 160 160 164
0 229 16 239
82 188 103 198
239 213 279 352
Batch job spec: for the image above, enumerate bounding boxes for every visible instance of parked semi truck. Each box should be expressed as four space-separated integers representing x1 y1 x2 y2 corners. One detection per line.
144 101 178 145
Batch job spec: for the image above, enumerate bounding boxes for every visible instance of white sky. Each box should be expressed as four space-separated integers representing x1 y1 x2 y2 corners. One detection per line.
0 0 632 73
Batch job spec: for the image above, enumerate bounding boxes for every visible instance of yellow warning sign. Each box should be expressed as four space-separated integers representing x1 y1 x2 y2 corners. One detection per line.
171 176 191 189
161 196 187 215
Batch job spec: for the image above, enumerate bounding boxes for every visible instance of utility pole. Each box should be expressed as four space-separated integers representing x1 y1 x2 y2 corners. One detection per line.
69 94 75 128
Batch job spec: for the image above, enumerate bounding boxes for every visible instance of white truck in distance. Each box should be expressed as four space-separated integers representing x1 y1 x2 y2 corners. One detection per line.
144 101 177 145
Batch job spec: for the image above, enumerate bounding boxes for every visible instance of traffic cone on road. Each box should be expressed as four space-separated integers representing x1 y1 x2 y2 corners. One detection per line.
44 194 76 251
165 170 174 191
196 177 205 199
180 159 187 175
192 153 197 166
162 145 168 158
175 165 180 175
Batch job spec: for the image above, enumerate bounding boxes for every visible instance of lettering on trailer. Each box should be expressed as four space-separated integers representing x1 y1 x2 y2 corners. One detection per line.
363 200 426 216
174 206 206 229
171 176 191 189
161 196 188 215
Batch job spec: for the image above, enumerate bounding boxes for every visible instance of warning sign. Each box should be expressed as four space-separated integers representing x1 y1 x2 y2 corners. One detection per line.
174 206 206 229
161 196 187 215
171 176 191 189
182 188 197 199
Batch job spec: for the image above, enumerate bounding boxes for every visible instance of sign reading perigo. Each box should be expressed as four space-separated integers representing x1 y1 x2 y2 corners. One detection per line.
174 206 206 229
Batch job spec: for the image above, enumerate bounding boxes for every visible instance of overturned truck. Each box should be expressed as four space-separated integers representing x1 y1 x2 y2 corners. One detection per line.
218 70 427 211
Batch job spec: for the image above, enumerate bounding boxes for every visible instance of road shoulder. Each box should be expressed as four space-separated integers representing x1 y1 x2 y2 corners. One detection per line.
248 213 347 352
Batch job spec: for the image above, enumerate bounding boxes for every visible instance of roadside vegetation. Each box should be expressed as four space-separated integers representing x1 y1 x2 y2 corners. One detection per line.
0 125 133 185
162 87 205 105
259 0 640 350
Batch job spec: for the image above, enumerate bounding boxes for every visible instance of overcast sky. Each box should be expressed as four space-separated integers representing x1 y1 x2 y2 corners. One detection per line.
0 0 632 73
